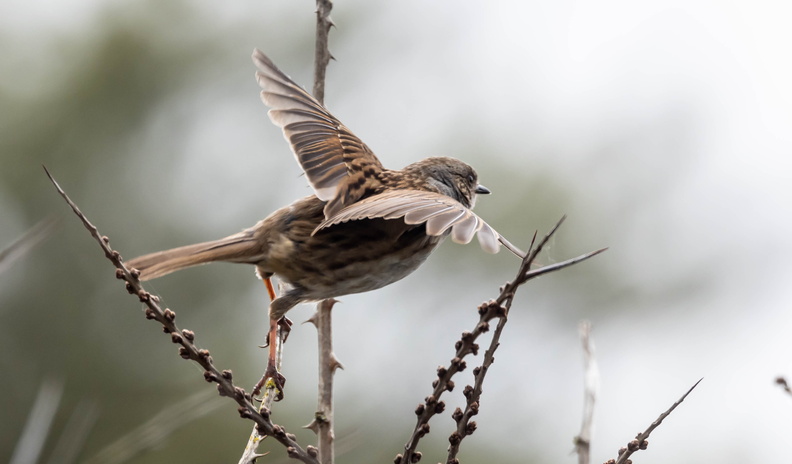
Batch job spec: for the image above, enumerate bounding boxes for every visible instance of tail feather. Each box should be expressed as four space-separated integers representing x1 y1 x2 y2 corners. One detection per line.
126 232 261 281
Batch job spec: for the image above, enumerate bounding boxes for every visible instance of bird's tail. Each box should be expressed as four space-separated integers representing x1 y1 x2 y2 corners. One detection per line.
126 231 261 281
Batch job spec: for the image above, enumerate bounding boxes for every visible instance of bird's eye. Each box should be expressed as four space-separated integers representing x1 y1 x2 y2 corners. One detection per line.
467 174 475 184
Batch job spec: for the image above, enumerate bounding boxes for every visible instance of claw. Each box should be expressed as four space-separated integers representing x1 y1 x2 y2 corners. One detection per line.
259 316 293 347
252 364 287 401
253 276 290 401
252 315 289 401
279 316 293 343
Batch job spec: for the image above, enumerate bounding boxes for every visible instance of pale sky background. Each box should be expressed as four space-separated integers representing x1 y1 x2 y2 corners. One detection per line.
2 1 792 463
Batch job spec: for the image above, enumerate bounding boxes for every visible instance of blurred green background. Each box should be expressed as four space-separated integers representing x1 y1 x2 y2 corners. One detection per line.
2 1 792 463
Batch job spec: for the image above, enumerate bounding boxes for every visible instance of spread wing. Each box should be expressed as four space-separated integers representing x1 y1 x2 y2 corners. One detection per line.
252 49 383 216
314 190 525 257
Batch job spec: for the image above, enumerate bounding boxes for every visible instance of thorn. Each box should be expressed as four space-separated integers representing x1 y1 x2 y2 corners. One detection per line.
304 418 320 434
330 354 345 371
304 312 319 327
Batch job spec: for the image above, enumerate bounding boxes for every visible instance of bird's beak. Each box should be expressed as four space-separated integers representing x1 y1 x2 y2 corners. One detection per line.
475 185 491 195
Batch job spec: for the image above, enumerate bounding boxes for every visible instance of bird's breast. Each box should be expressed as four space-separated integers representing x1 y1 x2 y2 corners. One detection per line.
268 217 444 300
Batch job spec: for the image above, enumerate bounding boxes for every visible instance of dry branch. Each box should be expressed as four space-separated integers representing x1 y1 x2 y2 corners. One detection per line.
244 2 336 460
607 378 702 464
304 299 343 464
312 0 334 105
397 216 607 464
44 167 320 464
309 3 338 462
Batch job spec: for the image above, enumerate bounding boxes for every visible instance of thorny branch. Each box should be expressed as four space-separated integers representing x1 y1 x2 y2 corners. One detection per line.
607 378 702 464
397 216 607 464
309 3 340 463
304 299 343 464
244 2 336 461
44 167 320 464
312 0 334 105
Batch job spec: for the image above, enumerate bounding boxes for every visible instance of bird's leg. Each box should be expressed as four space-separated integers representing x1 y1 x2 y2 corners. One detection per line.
259 277 293 345
252 276 288 400
268 274 293 344
258 316 287 400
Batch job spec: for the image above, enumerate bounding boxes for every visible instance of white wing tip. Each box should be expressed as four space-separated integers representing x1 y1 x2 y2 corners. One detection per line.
477 223 501 254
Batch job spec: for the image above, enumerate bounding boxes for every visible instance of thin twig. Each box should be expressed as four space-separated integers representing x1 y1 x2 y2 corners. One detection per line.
44 167 319 464
609 378 702 464
304 299 343 464
398 216 606 464
445 311 507 463
313 0 334 105
574 321 599 464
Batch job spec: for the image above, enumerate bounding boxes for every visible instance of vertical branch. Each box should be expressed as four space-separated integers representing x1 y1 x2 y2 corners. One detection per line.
306 0 341 464
242 2 335 462
305 300 343 464
314 301 337 464
574 320 599 464
313 0 334 104
310 3 337 463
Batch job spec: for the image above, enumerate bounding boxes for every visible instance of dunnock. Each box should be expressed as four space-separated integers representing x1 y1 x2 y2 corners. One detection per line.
127 50 522 396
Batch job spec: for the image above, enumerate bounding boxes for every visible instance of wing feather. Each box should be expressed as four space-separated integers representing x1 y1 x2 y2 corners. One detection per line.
314 190 516 254
404 205 455 225
425 209 466 236
476 222 500 254
252 49 384 206
451 214 480 244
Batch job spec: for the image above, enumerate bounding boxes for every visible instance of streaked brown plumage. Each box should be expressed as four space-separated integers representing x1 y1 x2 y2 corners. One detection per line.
127 50 521 395
128 49 520 320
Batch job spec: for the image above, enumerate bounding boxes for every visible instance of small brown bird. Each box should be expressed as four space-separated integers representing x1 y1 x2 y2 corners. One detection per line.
127 50 522 396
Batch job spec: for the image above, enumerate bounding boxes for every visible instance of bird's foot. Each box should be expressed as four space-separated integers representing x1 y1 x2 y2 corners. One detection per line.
252 364 287 401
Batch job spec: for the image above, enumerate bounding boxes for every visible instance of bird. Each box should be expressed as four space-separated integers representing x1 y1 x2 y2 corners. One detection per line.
126 49 522 397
